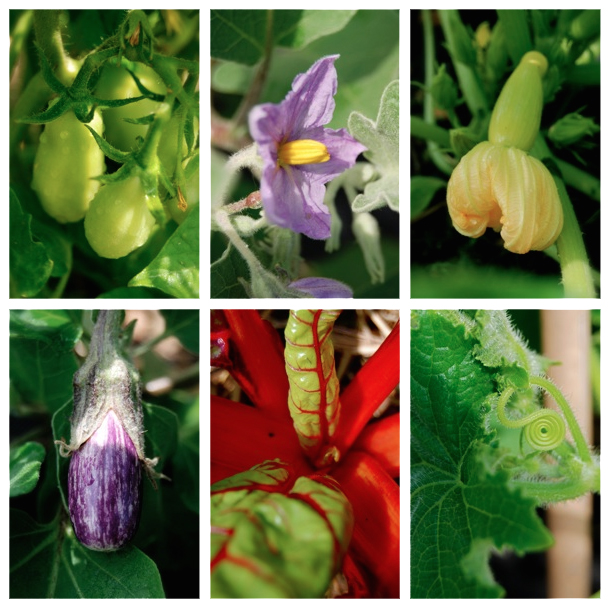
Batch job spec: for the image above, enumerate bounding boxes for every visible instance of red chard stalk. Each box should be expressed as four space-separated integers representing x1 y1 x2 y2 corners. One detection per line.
55 310 163 551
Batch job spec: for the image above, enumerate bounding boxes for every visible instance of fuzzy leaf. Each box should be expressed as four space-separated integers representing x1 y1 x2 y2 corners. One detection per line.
347 80 399 212
410 310 553 598
211 460 353 598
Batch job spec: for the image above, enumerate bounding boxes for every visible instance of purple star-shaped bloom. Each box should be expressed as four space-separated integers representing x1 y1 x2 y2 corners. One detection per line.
288 277 353 298
249 55 366 240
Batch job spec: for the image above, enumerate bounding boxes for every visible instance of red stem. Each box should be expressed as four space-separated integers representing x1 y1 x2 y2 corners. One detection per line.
334 320 400 457
211 395 310 483
352 413 400 478
222 310 289 414
333 451 400 598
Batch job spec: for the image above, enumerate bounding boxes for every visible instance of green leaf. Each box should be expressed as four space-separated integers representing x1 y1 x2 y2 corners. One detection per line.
10 442 46 497
411 176 446 219
211 9 356 65
348 80 399 212
160 310 199 353
9 310 82 414
129 208 199 298
411 310 553 598
470 310 551 382
142 402 180 468
211 460 353 598
10 509 165 598
211 241 250 298
10 188 53 297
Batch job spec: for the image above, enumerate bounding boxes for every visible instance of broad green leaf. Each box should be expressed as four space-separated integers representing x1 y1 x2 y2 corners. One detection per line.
211 460 353 598
10 188 53 297
10 442 46 497
348 80 399 212
10 509 165 598
211 10 356 65
211 241 250 298
212 10 399 129
160 310 199 354
9 310 81 414
411 176 446 219
97 286 170 298
142 402 179 469
129 207 199 298
411 310 553 598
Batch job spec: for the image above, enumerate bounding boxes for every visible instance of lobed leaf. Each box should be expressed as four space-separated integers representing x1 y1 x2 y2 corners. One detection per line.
10 442 46 497
410 310 553 598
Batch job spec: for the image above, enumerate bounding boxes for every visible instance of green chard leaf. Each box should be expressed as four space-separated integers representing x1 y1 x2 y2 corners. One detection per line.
347 80 399 212
211 460 353 599
284 310 342 467
410 310 553 598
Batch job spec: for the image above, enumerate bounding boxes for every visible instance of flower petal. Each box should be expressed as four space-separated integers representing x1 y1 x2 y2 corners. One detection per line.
288 277 353 298
284 55 340 135
261 162 331 239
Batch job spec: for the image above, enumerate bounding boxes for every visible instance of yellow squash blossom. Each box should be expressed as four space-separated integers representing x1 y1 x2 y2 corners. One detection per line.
447 51 563 254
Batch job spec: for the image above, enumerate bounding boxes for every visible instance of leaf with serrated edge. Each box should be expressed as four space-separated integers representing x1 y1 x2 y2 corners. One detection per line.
410 310 553 598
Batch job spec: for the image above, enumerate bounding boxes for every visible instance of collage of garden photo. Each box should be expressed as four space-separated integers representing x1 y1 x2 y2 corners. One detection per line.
7 7 602 601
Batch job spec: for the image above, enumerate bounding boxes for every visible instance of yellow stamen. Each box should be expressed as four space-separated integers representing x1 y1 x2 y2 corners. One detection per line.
277 139 330 166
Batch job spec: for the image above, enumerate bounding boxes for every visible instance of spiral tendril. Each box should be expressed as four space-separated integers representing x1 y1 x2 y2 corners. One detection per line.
497 386 566 451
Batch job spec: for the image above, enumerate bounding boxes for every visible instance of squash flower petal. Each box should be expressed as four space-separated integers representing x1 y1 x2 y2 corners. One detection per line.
447 141 563 254
446 51 563 254
249 55 367 240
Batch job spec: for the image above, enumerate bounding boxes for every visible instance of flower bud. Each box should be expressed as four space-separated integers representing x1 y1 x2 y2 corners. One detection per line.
431 64 458 112
489 51 548 151
447 141 563 253
548 112 599 147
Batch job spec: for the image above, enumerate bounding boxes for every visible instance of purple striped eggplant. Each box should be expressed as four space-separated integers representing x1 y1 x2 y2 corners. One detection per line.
55 311 164 552
68 410 142 551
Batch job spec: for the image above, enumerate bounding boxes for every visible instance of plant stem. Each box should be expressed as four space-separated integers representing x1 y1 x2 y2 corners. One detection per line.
421 10 456 175
410 115 451 148
553 177 597 298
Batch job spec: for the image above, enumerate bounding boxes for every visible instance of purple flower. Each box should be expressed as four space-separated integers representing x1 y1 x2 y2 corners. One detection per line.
249 55 366 240
289 277 353 298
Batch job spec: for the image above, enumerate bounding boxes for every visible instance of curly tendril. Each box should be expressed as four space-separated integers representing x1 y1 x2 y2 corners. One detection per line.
496 386 566 451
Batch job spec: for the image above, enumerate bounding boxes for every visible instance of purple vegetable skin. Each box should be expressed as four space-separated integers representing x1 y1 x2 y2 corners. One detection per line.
68 410 142 551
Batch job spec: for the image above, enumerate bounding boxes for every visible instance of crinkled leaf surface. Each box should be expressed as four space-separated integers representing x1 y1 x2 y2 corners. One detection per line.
129 208 199 298
211 460 353 598
211 10 356 65
10 510 164 598
10 442 46 497
9 310 81 414
348 80 399 212
410 310 553 598
9 188 53 297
